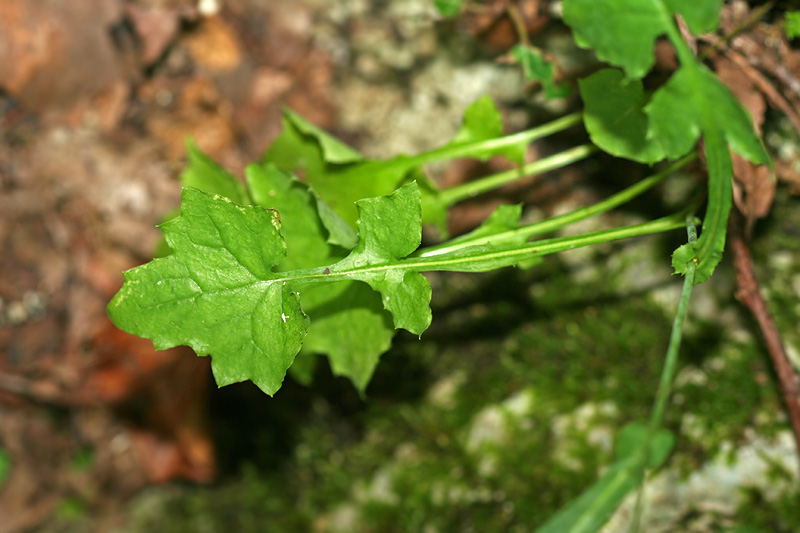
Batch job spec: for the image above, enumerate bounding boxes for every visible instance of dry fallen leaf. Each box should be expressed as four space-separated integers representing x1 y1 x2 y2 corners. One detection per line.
0 0 123 114
125 4 183 67
715 56 775 232
183 15 243 73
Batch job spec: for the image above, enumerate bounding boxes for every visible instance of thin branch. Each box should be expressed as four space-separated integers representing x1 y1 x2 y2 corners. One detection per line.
506 2 530 47
729 209 800 465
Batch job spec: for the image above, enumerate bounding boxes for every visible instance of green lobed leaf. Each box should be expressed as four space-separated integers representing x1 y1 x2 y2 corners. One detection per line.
511 44 570 99
563 0 666 79
646 65 769 166
563 0 721 79
109 176 428 394
107 188 308 396
246 164 394 392
579 69 667 164
264 113 422 226
109 178 411 395
171 145 384 390
334 182 433 336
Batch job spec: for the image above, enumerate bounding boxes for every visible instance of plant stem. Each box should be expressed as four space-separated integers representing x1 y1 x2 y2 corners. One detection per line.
412 213 687 272
648 216 697 433
405 111 584 167
279 212 688 287
438 143 596 206
507 2 531 46
629 217 697 532
416 153 696 258
657 0 736 284
729 209 800 470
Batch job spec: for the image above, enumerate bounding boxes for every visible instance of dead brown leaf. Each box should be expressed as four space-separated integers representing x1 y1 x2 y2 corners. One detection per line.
459 0 549 51
125 4 183 67
184 15 243 73
0 0 124 115
714 56 775 231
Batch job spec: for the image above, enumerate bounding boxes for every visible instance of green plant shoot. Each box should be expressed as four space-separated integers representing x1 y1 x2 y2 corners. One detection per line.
108 177 687 395
564 0 770 283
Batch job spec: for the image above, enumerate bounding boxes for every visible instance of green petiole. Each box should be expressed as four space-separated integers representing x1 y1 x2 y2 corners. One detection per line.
630 216 698 531
409 212 687 272
264 210 687 288
438 143 598 206
649 215 697 432
406 111 583 168
417 152 696 258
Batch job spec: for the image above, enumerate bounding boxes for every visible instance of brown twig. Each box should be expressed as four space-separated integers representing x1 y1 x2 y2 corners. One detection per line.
729 209 800 462
506 2 530 46
698 1 775 61
700 38 800 135
723 48 800 133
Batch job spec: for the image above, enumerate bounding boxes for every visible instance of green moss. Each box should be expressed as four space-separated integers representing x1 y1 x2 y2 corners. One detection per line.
671 341 783 463
737 484 800 532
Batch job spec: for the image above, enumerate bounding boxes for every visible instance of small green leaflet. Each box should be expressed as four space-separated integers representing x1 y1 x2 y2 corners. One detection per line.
786 11 800 40
108 188 308 396
579 69 667 164
433 0 462 17
448 95 526 164
276 109 363 165
511 44 570 99
565 0 769 284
